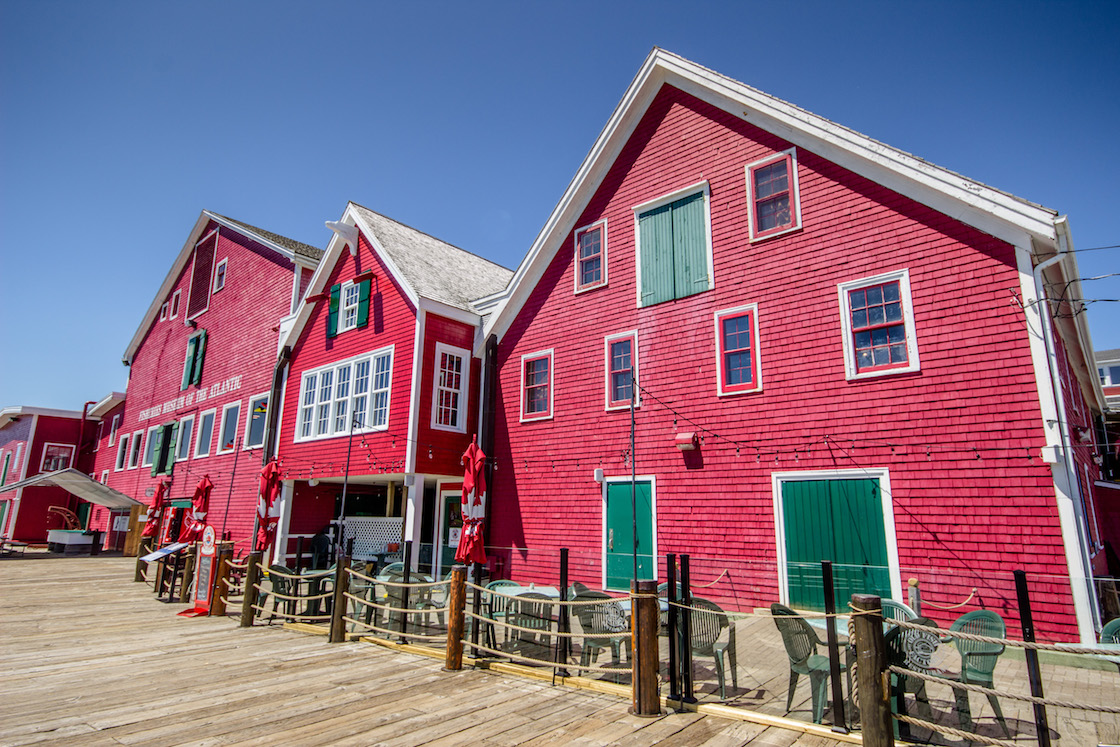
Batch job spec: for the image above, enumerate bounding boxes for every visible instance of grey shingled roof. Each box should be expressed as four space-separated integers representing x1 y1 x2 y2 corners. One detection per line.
210 212 324 261
1096 349 1120 362
351 203 513 311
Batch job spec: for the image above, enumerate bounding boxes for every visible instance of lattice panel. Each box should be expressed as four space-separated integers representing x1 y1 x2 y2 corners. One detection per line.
344 517 404 559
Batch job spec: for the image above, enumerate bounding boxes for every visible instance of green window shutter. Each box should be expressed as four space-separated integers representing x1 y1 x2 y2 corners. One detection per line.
638 204 675 306
149 428 165 477
162 422 179 476
190 330 207 386
181 336 199 391
327 284 341 338
356 278 371 328
670 192 709 299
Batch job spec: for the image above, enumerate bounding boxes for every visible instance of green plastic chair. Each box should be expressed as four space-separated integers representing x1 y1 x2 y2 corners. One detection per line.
948 610 1010 738
1101 617 1120 643
690 597 737 699
881 599 917 628
572 591 629 669
484 580 521 649
507 591 554 659
264 564 298 621
771 603 842 723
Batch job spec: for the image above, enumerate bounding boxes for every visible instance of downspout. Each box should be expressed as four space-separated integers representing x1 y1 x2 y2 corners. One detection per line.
1033 219 1098 639
262 346 291 465
479 334 498 546
76 400 96 473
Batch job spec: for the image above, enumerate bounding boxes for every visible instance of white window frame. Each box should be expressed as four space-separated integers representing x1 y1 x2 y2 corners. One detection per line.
176 414 195 462
109 414 120 446
573 219 608 294
244 392 270 449
771 468 903 606
632 180 715 308
714 303 763 396
431 342 471 433
129 430 143 469
170 289 181 319
294 345 394 443
195 408 217 458
94 421 102 452
115 433 130 472
100 469 109 484
745 147 803 242
216 400 242 454
837 268 920 380
159 303 168 321
604 331 639 411
519 349 554 423
212 257 228 293
39 442 75 472
339 280 361 334
142 425 160 467
186 229 218 322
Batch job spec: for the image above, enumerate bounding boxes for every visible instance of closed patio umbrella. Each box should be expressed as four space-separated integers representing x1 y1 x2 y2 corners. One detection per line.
455 436 487 565
178 475 213 542
254 459 282 552
142 478 171 540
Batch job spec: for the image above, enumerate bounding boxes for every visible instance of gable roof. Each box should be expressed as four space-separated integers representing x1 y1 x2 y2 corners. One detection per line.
279 203 512 353
483 48 1070 344
0 406 85 430
123 210 323 364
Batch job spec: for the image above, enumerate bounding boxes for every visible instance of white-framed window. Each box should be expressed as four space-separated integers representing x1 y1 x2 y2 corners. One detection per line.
604 332 639 411
170 289 181 319
340 281 361 333
195 408 216 458
574 220 608 293
296 346 394 442
129 430 143 469
94 421 102 452
109 414 120 447
244 393 269 449
115 434 129 471
100 470 109 484
520 349 554 422
1 451 10 486
176 415 195 462
213 257 228 293
715 303 762 395
217 401 241 453
159 303 168 321
633 181 713 307
142 425 160 467
746 147 802 241
838 269 920 380
431 343 470 433
39 443 74 472
1100 363 1120 387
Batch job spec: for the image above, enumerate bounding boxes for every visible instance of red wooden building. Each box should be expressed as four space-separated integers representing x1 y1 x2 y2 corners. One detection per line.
481 50 1108 642
84 211 322 551
275 202 511 573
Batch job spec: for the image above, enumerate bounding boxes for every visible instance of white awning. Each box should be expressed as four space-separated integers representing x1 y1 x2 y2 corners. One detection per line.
0 468 144 510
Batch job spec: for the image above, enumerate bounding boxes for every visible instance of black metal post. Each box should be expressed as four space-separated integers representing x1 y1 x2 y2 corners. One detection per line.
337 419 359 557
399 540 413 642
556 548 571 676
1014 570 1051 747
679 553 696 703
667 553 680 701
294 536 304 572
821 561 848 732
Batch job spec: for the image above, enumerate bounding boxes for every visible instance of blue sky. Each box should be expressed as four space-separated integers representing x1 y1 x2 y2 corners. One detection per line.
2 1 1118 411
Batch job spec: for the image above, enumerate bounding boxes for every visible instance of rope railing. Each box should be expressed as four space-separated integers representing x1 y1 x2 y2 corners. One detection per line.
893 617 1120 656
887 665 1120 714
343 616 448 642
894 713 1017 747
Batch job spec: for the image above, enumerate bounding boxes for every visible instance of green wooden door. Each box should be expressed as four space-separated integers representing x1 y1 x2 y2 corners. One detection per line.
605 481 654 590
782 478 891 610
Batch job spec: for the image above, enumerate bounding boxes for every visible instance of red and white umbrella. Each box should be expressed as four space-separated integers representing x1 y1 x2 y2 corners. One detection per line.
455 436 487 565
254 459 282 552
142 478 171 539
179 475 213 542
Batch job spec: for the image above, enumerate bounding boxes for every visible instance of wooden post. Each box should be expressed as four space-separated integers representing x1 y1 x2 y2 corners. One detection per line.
134 539 151 582
444 565 467 670
240 552 262 628
329 555 351 643
210 548 233 617
178 545 197 603
630 579 661 716
851 594 893 747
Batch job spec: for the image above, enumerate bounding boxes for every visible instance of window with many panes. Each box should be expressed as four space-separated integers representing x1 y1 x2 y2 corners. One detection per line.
604 332 638 410
634 182 712 307
245 394 269 448
520 350 553 421
296 347 394 441
195 409 216 457
327 277 372 338
715 304 761 395
746 148 801 240
838 269 919 379
432 343 470 432
40 444 74 472
212 258 228 293
574 221 607 293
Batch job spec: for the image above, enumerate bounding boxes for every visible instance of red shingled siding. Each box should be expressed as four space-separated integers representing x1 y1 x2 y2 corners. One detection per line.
491 84 1081 639
415 312 481 478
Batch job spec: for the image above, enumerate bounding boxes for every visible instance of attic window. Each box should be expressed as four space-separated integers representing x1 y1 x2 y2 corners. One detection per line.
746 148 802 241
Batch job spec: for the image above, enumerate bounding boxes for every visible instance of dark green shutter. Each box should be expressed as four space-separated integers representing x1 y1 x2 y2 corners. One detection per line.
181 336 199 390
162 422 179 476
671 192 709 298
638 204 675 306
327 284 341 338
149 428 164 477
190 330 207 385
356 279 371 328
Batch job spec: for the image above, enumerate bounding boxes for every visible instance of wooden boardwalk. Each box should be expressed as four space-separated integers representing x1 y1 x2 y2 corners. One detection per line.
0 554 845 746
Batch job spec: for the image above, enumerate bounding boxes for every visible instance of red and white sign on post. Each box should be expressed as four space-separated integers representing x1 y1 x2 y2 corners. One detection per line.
177 526 218 618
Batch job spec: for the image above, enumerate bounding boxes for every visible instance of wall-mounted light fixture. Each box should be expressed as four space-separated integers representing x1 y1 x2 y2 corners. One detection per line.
593 468 604 483
675 432 699 451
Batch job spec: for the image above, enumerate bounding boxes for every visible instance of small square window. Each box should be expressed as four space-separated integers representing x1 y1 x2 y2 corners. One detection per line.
520 350 553 422
715 305 761 395
838 269 920 379
574 221 607 293
213 258 228 293
746 149 801 241
604 332 639 410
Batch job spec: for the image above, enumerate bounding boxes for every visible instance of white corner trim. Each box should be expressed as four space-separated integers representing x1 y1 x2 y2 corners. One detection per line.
404 310 426 475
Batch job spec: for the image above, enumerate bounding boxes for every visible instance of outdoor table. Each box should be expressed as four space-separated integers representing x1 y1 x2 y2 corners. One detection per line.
511 585 560 598
300 568 334 617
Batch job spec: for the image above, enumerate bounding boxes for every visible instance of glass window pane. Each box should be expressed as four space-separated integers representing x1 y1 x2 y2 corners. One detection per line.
883 282 900 302
866 285 883 305
885 302 903 323
868 304 885 326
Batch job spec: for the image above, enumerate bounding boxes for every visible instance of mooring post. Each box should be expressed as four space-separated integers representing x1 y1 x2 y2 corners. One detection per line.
329 554 351 642
666 553 680 702
1014 570 1051 747
134 539 150 583
178 545 197 603
631 578 662 716
679 554 696 703
444 564 468 670
852 594 893 747
210 547 232 617
240 552 262 628
556 548 571 677
907 577 921 616
821 561 848 732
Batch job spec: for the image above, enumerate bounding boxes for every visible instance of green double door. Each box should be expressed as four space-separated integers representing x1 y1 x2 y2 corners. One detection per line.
604 481 654 590
782 478 891 610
